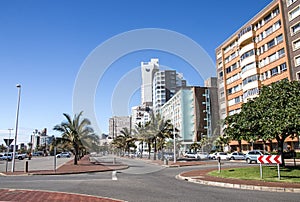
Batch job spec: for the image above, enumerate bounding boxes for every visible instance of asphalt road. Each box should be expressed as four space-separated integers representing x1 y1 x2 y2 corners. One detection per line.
0 156 299 202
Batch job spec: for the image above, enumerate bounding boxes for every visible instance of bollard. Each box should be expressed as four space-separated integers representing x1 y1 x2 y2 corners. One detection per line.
113 157 116 165
24 161 29 173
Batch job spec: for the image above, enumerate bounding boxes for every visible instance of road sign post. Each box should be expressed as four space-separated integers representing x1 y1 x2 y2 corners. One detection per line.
257 155 282 180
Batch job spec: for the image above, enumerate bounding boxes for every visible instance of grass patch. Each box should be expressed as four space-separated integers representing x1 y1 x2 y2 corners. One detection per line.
209 166 300 183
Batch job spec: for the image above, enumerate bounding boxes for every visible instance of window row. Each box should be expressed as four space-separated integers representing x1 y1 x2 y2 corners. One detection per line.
227 84 241 95
257 34 283 55
226 73 240 85
241 62 256 73
226 62 239 74
253 7 280 31
223 41 237 54
242 74 259 86
255 20 281 43
240 49 255 61
238 25 252 38
228 108 241 116
259 48 285 68
260 63 287 80
228 96 242 106
243 87 259 100
225 51 238 64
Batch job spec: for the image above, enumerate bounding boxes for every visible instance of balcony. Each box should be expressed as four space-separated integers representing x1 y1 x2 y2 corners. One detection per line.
238 26 253 46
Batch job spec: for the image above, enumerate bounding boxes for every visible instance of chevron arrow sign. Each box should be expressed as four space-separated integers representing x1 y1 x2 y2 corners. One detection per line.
257 155 282 164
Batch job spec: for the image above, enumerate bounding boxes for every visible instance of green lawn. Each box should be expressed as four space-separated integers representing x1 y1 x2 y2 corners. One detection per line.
209 166 300 183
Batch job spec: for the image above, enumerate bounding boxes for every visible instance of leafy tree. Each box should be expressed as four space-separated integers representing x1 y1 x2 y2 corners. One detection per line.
53 111 95 165
224 80 300 166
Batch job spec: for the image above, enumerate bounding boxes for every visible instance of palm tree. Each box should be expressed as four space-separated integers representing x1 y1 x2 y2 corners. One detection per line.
53 111 94 165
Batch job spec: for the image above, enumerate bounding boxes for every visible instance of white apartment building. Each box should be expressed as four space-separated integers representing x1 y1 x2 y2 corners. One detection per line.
141 58 159 106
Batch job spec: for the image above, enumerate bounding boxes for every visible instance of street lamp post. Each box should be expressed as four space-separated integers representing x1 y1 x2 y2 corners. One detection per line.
11 84 21 172
6 128 13 172
173 105 176 164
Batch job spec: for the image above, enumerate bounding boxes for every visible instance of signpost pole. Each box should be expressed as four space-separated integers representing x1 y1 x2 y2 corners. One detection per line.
260 163 263 179
277 163 280 180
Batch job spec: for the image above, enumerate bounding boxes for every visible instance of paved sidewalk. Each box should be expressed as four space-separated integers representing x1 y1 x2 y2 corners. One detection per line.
0 155 128 176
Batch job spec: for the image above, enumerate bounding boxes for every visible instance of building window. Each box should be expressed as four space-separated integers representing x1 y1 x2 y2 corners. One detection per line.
240 49 255 61
293 38 300 51
289 5 300 21
287 0 297 7
278 48 285 58
297 71 300 80
267 39 276 49
271 67 279 76
291 22 300 35
219 71 223 79
280 63 287 72
295 55 300 66
243 75 259 86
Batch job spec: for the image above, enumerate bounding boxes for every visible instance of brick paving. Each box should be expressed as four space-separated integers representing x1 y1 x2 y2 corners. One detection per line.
0 189 123 202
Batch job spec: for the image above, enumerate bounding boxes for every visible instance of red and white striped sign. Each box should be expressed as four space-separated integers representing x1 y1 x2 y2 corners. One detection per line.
257 155 282 164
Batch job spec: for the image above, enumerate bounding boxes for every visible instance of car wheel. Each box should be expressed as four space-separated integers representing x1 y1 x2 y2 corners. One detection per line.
230 157 234 160
246 158 251 164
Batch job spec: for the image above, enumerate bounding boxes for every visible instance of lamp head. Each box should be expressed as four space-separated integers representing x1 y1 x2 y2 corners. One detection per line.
16 84 21 88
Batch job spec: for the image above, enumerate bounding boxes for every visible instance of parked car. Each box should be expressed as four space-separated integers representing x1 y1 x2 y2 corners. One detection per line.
245 150 269 164
1 153 12 161
196 152 209 160
0 153 4 160
56 152 71 158
208 152 229 160
183 151 198 159
228 152 245 160
216 152 229 160
208 152 217 159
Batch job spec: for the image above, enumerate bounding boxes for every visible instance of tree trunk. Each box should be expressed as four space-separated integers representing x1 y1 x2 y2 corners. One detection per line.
276 136 285 167
153 138 157 160
238 140 242 152
148 142 151 159
141 141 144 159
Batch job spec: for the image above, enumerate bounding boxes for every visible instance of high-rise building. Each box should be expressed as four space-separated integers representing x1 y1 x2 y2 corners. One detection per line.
160 78 219 153
152 70 186 113
216 0 299 150
131 105 151 129
141 58 159 106
109 116 132 139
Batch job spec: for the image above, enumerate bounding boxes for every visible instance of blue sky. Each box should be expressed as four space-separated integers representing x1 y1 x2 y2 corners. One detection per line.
0 0 272 144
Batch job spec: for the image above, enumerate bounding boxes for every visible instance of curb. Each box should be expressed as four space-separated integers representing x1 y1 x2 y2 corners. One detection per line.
176 174 300 193
0 165 129 176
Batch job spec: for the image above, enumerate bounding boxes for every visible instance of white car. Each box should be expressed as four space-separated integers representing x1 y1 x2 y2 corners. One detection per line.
215 152 229 160
228 152 245 160
184 152 198 158
56 152 71 158
196 152 209 160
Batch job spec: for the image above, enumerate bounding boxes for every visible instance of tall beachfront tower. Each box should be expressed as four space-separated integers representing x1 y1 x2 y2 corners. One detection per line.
216 0 300 150
141 58 159 106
